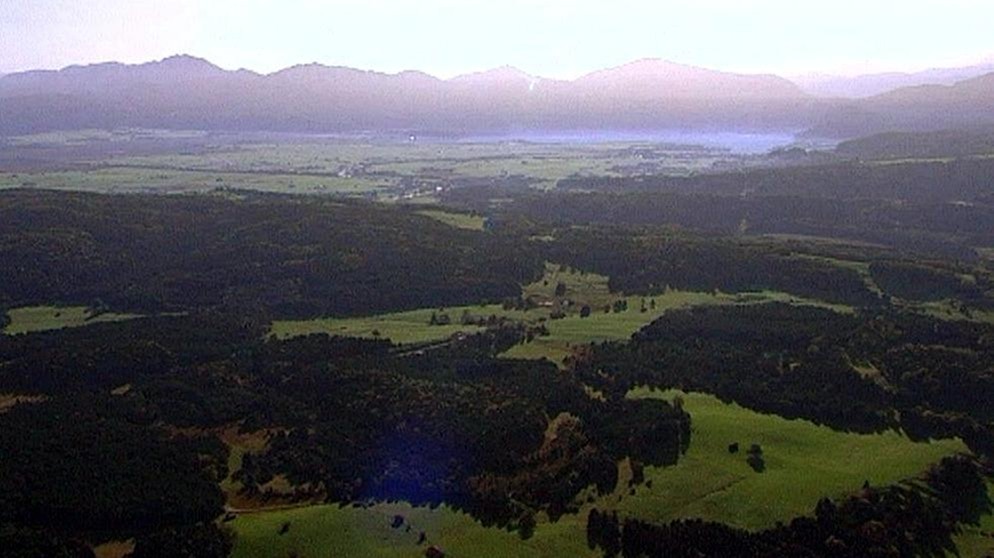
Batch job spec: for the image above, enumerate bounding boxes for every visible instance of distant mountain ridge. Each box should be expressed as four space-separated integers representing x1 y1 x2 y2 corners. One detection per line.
0 55 813 136
793 62 994 98
1 55 993 138
807 71 994 138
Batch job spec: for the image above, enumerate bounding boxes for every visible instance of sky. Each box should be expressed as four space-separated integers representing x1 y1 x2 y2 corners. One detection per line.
1 0 993 78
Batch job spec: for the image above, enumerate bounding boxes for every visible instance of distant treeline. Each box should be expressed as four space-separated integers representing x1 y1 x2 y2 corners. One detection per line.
556 158 994 203
445 158 994 260
836 127 994 160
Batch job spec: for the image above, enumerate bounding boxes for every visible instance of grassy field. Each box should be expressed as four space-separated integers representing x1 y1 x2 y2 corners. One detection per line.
229 389 967 557
92 539 135 558
5 128 208 147
618 389 968 529
3 306 140 335
269 292 730 358
0 167 391 195
0 393 48 413
271 263 856 362
270 306 494 344
501 291 735 363
911 300 994 325
229 501 596 558
416 209 487 230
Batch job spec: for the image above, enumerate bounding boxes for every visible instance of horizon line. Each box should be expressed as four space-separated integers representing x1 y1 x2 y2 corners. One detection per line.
3 52 994 82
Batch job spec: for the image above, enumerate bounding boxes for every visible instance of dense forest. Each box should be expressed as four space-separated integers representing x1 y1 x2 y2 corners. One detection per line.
0 190 544 317
544 228 883 306
0 314 689 550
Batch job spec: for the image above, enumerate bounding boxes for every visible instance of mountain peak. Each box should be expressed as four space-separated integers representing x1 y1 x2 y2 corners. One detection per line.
149 54 219 70
450 65 533 83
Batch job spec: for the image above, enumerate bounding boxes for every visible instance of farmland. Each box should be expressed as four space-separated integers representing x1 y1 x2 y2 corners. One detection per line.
0 132 749 200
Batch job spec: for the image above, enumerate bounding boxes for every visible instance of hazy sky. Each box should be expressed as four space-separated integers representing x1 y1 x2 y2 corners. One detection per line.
1 0 992 78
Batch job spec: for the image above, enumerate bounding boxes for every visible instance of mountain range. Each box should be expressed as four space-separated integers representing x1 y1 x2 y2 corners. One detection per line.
1 55 993 139
793 62 994 98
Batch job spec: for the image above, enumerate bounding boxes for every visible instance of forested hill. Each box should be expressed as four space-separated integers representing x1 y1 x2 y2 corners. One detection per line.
0 189 543 318
807 71 994 137
835 127 994 160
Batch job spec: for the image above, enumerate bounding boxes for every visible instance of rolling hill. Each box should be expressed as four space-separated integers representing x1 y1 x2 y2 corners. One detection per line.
808 71 994 137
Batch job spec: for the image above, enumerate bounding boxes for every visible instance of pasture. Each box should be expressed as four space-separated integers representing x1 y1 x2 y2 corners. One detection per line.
271 262 858 363
229 501 595 558
618 389 969 529
270 306 494 345
416 209 487 230
3 305 140 335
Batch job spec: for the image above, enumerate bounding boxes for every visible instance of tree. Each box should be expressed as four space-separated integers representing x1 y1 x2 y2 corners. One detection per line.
128 523 233 558
587 508 601 550
580 305 592 318
746 444 765 472
518 511 536 540
554 282 567 297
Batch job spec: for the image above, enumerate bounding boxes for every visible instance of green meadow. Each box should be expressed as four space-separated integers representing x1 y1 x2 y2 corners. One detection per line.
0 167 391 195
619 389 968 529
500 291 735 363
229 390 967 557
416 209 487 230
269 291 729 360
270 306 495 345
270 264 703 349
271 260 854 363
3 306 140 335
229 502 595 558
